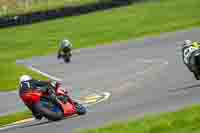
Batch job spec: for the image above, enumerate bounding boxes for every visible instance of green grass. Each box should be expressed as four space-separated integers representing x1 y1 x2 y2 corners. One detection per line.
0 0 200 91
0 0 99 17
2 104 199 131
80 105 200 133
0 110 32 127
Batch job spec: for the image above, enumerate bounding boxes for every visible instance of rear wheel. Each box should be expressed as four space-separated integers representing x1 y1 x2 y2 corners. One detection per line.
33 98 64 121
192 53 200 80
63 52 71 63
64 57 71 63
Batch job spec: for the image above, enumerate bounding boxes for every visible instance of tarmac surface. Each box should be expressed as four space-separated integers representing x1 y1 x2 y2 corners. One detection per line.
1 27 200 133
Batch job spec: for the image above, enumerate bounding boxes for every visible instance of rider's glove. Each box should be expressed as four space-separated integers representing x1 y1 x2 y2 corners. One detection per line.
48 88 57 103
50 81 57 87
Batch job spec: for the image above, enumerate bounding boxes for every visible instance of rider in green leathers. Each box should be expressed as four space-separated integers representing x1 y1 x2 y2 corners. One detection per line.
57 39 72 61
182 40 200 80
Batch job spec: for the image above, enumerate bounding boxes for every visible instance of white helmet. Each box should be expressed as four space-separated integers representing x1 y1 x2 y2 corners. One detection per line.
19 75 32 83
183 40 192 48
61 39 72 48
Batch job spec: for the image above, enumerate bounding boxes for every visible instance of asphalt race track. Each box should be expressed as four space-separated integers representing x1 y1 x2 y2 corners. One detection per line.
1 27 200 133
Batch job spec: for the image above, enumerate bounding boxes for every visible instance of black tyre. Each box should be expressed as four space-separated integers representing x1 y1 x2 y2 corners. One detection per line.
64 52 71 63
64 57 71 63
191 52 200 80
193 71 200 80
33 99 64 121
26 104 43 120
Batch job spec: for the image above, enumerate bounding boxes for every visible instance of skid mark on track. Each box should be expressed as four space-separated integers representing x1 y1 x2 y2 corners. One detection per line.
109 59 168 94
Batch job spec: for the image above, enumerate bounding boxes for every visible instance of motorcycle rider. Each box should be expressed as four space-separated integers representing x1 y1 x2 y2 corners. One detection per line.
19 75 66 120
57 39 72 60
182 40 200 79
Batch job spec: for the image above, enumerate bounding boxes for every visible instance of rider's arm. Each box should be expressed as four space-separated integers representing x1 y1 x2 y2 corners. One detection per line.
57 44 64 58
181 43 191 65
30 80 51 92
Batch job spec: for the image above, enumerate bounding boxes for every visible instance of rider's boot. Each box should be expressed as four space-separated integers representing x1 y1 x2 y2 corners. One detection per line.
32 111 43 120
28 105 43 120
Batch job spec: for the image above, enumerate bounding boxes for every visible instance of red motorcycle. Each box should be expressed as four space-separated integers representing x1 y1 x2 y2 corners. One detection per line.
20 84 86 121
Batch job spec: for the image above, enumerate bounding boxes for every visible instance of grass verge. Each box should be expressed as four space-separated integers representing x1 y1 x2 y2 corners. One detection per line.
80 105 200 133
0 110 32 127
0 0 200 91
1 104 200 131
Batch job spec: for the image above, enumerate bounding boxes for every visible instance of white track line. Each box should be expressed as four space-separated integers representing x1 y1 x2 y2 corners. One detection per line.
28 65 62 82
84 92 111 107
0 118 35 131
